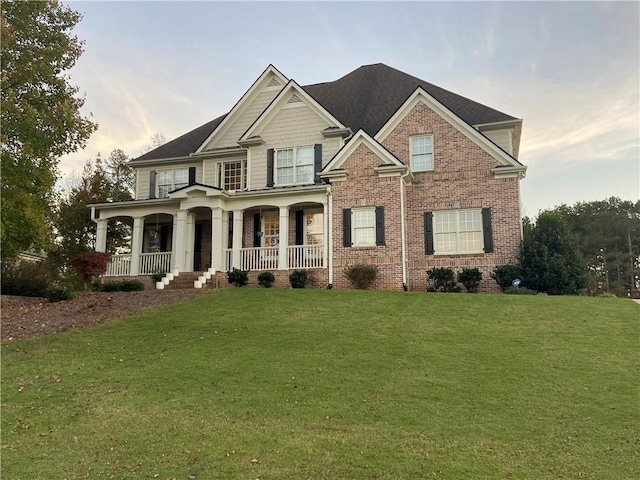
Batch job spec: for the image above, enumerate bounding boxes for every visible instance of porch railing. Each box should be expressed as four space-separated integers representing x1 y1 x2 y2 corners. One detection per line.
288 245 324 269
105 254 131 276
223 245 324 271
139 252 172 274
241 246 279 271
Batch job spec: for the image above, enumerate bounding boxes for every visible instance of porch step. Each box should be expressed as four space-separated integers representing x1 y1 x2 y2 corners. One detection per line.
164 272 218 290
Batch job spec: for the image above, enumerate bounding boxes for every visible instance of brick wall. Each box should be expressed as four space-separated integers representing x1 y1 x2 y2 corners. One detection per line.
380 101 522 292
324 100 522 292
330 143 405 291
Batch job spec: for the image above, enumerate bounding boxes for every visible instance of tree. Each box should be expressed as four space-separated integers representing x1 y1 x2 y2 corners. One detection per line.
1 1 97 259
551 198 640 296
54 151 134 264
519 211 587 295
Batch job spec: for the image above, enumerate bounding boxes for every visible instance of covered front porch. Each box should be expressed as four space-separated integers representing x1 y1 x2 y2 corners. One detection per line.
91 184 330 278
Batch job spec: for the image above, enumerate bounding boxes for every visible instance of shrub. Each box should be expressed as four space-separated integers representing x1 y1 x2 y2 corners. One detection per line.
46 287 75 302
491 264 521 292
504 286 538 295
227 268 248 287
100 280 145 292
427 267 460 293
458 268 483 293
344 264 378 290
257 271 275 288
1 259 57 297
151 269 166 283
69 252 112 289
289 270 308 289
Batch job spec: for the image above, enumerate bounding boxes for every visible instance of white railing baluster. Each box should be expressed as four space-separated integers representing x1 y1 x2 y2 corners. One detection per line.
104 254 131 276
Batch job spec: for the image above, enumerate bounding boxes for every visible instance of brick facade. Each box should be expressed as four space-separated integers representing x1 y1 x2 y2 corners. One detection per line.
330 143 405 291
327 101 521 292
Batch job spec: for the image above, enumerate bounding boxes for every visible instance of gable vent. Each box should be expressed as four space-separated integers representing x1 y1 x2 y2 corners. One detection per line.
287 93 303 104
267 77 282 87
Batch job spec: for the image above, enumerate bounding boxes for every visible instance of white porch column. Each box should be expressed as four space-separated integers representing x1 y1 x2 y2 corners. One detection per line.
173 210 188 273
322 201 329 269
95 219 108 253
130 216 144 276
278 206 289 270
211 208 224 272
232 209 244 269
185 211 195 272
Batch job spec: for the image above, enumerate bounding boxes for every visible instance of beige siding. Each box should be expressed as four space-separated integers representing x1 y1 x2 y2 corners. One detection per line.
482 129 513 155
134 161 203 199
207 90 280 149
249 105 342 189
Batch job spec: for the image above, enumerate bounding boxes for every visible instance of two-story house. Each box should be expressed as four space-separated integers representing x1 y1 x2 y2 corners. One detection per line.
89 63 526 291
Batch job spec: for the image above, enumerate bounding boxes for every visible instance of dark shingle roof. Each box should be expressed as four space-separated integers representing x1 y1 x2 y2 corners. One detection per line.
135 63 516 162
305 63 516 135
134 114 226 162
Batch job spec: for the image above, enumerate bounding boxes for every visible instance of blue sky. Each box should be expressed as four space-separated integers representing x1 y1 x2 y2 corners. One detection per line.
62 1 639 216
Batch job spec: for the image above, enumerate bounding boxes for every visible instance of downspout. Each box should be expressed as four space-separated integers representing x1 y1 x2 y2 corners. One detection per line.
400 172 409 291
327 185 333 288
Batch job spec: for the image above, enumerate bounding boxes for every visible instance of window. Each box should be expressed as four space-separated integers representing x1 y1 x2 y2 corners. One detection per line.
276 146 314 185
352 208 376 247
262 215 279 249
343 207 385 247
218 161 246 191
305 212 323 245
410 135 434 171
157 168 188 198
433 209 483 254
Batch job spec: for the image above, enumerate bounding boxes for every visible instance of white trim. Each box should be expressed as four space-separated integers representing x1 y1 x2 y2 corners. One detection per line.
491 165 527 178
196 65 288 153
323 129 403 173
374 87 523 169
239 80 347 142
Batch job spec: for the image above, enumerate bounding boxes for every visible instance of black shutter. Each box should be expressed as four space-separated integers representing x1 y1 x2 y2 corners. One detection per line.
482 207 494 253
424 212 434 254
343 209 352 247
149 170 157 199
314 143 323 183
188 166 196 185
266 149 274 187
253 213 261 247
375 206 385 246
295 210 304 245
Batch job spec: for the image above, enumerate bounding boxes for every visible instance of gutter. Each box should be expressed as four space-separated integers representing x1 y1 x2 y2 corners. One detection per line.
400 171 409 291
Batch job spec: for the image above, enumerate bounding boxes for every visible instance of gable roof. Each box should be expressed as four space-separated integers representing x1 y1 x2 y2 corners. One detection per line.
134 63 518 162
304 63 517 137
239 79 347 141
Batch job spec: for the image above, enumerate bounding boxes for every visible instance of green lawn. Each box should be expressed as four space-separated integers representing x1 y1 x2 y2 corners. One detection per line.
2 290 638 479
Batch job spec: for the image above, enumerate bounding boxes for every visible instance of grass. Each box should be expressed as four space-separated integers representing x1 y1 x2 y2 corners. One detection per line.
2 290 638 479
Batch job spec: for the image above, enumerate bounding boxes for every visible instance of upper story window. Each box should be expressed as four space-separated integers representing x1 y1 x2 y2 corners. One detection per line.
410 135 434 172
217 160 246 191
434 209 483 254
157 168 188 198
276 146 314 185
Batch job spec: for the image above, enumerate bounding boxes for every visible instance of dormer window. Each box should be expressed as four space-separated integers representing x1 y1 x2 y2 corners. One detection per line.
276 146 314 185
